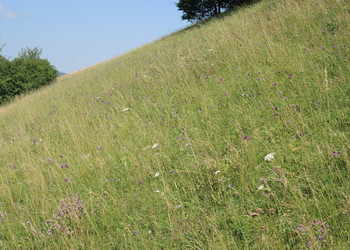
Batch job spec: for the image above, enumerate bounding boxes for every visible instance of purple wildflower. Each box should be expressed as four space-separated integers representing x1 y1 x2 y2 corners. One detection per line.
273 82 277 86
332 152 338 158
64 178 69 182
288 74 292 79
243 135 250 140
224 92 229 96
60 164 69 168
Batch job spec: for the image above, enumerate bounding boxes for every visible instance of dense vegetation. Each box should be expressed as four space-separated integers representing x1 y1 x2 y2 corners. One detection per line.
177 0 256 22
0 0 349 248
0 47 57 105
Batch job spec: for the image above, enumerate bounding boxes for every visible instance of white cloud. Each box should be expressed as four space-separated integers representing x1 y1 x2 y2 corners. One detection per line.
0 4 18 19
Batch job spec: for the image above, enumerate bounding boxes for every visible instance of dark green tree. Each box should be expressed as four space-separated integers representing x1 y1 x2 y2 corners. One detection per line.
0 47 58 105
176 0 253 22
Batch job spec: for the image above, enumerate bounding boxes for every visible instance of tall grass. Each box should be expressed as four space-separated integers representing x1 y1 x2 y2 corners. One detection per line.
0 0 349 248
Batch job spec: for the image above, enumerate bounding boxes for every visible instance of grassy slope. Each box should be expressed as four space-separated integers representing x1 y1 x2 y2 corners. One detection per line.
0 0 349 248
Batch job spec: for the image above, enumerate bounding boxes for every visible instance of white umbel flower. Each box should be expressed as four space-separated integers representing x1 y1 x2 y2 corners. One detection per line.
264 152 275 161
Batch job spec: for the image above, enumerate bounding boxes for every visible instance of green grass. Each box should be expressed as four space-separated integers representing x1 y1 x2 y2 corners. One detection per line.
0 0 349 248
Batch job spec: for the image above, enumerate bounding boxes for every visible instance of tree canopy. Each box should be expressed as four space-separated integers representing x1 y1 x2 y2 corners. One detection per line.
0 47 58 105
176 0 254 22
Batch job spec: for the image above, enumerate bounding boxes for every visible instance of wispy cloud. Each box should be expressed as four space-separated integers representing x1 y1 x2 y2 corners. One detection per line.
0 4 18 19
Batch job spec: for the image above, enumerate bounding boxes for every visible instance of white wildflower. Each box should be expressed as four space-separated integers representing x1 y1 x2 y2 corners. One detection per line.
154 172 160 177
264 152 275 161
152 143 159 149
258 184 265 190
122 108 129 112
214 170 220 175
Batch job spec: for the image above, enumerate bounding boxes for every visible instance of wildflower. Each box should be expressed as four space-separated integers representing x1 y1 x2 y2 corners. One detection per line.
257 185 265 190
64 178 69 182
131 230 138 235
318 235 325 241
224 92 229 96
154 172 160 177
177 204 182 208
152 143 159 149
97 146 103 151
122 108 129 112
214 170 220 175
60 164 69 168
243 135 250 140
288 74 292 79
249 212 259 217
273 82 277 86
274 106 279 110
227 184 233 188
332 152 338 158
307 241 313 248
264 152 275 161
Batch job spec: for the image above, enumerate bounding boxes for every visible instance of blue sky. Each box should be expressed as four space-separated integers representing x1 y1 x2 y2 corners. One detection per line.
0 1 188 73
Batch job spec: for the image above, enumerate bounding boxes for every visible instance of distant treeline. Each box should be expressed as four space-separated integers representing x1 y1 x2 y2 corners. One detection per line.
0 47 58 105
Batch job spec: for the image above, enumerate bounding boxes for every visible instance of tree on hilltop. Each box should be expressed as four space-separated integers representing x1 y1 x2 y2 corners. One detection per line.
176 0 255 22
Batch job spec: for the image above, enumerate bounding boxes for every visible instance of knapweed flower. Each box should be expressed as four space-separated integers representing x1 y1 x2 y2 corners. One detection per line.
243 135 250 140
332 152 338 158
60 164 69 168
264 152 275 161
224 92 229 96
273 82 277 86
